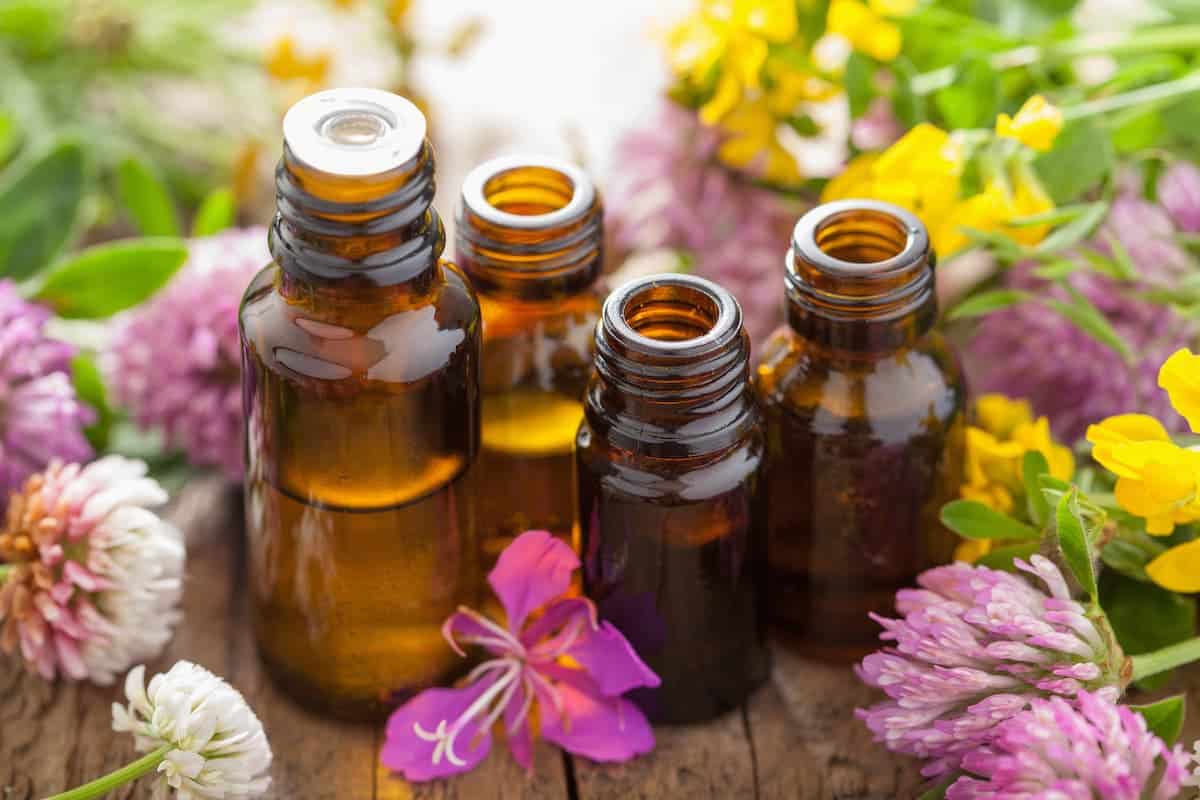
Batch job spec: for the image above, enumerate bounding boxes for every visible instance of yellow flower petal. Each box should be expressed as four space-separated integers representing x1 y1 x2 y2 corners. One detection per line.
700 73 744 125
736 0 799 41
975 394 1033 438
954 538 993 564
821 153 878 201
859 19 902 62
1087 414 1172 474
265 36 331 87
870 0 918 14
995 95 1064 153
1159 348 1200 433
1147 538 1200 592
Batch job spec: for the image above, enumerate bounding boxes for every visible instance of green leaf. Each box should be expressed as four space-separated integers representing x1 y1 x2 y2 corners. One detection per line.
977 542 1041 571
933 57 998 129
1055 488 1098 601
892 60 928 127
115 158 179 237
70 352 112 451
1101 569 1196 660
1032 259 1080 280
1040 290 1132 360
1099 233 1139 281
1022 450 1052 526
940 500 1041 541
32 238 187 319
845 52 874 119
192 187 237 237
917 774 957 800
1031 201 1109 255
1034 120 1113 204
1100 538 1153 582
1130 695 1186 745
0 138 85 280
947 289 1029 321
1007 203 1102 228
1112 109 1166 154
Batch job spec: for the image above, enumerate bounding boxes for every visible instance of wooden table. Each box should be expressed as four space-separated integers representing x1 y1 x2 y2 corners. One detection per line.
4 478 1198 799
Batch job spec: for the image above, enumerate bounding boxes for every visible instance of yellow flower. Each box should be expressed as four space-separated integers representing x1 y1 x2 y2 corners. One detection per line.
667 0 799 124
960 395 1073 518
1159 348 1200 432
1087 414 1200 534
995 95 1064 153
827 0 904 62
716 99 804 185
265 36 331 90
954 538 994 563
1147 538 1200 593
870 0 919 13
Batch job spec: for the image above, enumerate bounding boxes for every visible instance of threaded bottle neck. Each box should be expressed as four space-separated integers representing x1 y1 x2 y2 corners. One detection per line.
786 200 937 353
456 157 602 301
270 89 444 291
589 274 756 457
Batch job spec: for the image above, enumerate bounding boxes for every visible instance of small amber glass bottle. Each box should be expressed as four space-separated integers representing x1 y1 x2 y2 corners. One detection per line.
456 156 603 562
239 89 481 719
757 199 965 662
577 274 770 724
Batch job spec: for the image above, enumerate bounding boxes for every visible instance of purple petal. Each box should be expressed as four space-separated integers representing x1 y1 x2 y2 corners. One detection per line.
488 530 579 631
537 677 655 763
442 606 522 658
502 677 534 772
382 678 497 781
566 621 661 697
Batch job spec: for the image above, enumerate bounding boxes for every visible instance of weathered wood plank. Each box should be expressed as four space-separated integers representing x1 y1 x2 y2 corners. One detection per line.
571 701 756 799
751 646 925 800
375 734 569 800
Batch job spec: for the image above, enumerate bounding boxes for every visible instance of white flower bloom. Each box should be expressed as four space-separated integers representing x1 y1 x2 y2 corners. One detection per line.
113 661 273 799
0 456 185 685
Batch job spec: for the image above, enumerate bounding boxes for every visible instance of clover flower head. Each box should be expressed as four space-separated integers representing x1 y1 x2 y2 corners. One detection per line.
857 555 1126 777
947 691 1189 799
112 661 272 799
382 530 660 781
0 457 184 684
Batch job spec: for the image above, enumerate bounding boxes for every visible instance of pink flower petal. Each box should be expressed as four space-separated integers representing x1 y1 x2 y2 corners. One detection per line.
537 676 655 764
443 607 521 658
567 621 661 697
487 530 579 631
502 677 534 772
382 677 498 781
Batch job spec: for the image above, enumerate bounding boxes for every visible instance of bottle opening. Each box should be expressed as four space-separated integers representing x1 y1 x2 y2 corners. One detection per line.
623 282 720 343
461 155 595 230
484 165 575 217
318 109 393 147
815 208 910 264
282 88 426 177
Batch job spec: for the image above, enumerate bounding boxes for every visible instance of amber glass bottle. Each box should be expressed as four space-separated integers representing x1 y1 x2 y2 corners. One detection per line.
456 156 603 563
239 89 481 720
757 199 965 662
577 274 770 724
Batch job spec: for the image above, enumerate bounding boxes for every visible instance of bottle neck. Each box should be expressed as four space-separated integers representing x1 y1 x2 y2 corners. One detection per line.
455 159 602 302
271 140 444 296
785 200 937 354
588 274 756 458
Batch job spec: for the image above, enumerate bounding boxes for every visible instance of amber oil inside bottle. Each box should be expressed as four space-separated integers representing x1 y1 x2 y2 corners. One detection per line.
239 89 481 720
757 200 965 663
456 157 603 565
577 274 770 724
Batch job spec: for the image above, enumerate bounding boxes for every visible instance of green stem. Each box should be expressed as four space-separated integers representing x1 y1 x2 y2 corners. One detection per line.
1063 70 1200 120
0 564 12 583
1130 636 1200 682
912 25 1200 95
44 744 171 800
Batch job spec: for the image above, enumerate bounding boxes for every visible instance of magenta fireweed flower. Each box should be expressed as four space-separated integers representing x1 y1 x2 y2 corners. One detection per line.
107 228 268 479
857 556 1127 778
381 530 660 781
607 102 800 343
967 193 1196 441
947 690 1189 799
1159 160 1200 234
0 281 93 500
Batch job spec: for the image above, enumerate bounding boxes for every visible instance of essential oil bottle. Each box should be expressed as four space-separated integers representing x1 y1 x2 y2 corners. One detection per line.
577 274 770 724
455 156 603 563
757 199 965 662
239 89 481 719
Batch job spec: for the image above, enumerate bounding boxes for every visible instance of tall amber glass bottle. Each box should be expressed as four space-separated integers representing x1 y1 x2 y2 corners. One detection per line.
577 274 770 724
239 89 481 719
456 156 602 563
757 200 965 662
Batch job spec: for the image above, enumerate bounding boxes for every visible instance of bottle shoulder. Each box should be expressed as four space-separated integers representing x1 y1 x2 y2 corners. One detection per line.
755 327 965 424
239 260 480 385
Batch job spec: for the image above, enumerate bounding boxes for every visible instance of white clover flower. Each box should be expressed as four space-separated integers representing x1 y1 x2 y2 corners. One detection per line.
112 662 272 799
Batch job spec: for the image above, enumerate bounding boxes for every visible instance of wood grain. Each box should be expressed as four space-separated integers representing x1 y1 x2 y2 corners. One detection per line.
6 478 1194 799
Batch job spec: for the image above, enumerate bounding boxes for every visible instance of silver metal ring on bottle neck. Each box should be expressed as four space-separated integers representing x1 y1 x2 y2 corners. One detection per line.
460 154 595 230
282 88 427 177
